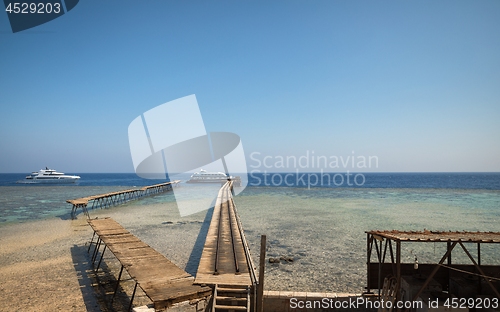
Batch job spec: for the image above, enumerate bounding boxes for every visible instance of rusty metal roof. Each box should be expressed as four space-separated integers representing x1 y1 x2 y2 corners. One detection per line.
366 230 500 243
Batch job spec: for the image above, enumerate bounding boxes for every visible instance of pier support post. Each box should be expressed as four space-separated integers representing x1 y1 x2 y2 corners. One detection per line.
396 240 401 306
92 238 102 264
88 231 96 253
97 245 107 271
366 233 371 294
112 265 124 302
257 234 266 312
128 282 138 312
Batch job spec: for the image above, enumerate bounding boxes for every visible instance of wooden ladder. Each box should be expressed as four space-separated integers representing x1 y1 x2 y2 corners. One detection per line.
378 276 398 312
212 284 250 312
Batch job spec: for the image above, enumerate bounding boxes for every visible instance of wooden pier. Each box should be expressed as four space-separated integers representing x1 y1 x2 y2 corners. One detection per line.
83 181 260 311
87 218 211 311
67 181 180 219
195 181 258 311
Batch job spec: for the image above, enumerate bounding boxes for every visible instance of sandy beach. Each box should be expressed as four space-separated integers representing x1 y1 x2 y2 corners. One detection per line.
0 199 223 311
0 218 99 311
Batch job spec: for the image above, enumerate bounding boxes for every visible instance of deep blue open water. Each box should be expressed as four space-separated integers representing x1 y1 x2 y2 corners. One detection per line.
2 172 499 188
246 172 500 189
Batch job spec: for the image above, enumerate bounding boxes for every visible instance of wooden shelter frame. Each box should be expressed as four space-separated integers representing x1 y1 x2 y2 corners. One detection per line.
365 230 500 310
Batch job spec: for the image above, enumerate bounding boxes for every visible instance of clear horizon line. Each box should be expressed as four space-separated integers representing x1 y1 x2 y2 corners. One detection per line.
2 171 500 174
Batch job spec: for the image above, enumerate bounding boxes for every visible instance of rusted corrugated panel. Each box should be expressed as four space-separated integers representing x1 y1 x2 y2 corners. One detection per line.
365 230 500 243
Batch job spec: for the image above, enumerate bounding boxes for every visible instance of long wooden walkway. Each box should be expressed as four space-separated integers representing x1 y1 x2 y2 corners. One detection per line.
88 218 211 311
195 181 258 311
67 181 180 219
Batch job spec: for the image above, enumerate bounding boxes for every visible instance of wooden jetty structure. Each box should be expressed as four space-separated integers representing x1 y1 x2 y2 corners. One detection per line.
195 181 259 311
87 218 212 311
84 181 260 311
67 181 179 219
366 230 500 311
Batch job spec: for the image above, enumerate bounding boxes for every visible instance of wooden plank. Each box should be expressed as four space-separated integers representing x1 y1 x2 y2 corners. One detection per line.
101 235 143 245
92 229 130 235
195 272 252 286
153 286 212 311
146 280 207 300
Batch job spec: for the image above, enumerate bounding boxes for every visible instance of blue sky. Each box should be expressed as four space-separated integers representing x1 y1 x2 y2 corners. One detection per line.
1 1 499 173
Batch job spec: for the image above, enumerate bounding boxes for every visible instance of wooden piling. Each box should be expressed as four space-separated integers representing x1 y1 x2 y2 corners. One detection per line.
258 234 266 312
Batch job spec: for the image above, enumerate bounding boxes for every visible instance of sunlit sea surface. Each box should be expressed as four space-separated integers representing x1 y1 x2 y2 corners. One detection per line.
236 186 500 292
0 173 499 292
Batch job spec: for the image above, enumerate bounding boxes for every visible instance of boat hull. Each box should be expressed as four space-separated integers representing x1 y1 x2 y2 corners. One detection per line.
186 177 241 186
19 168 81 184
186 179 228 183
17 177 80 184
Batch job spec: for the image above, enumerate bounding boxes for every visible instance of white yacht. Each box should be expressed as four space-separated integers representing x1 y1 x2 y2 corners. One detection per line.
186 169 234 183
19 167 80 184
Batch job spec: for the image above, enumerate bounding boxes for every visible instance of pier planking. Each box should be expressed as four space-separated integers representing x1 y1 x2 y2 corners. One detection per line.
67 180 180 219
87 218 211 311
195 181 255 287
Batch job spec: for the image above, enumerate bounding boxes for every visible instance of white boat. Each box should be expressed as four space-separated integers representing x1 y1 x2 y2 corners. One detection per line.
186 169 239 184
18 167 80 184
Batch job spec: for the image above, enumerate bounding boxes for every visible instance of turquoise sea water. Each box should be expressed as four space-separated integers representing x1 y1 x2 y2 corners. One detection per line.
234 187 500 292
0 185 137 223
1 172 499 225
